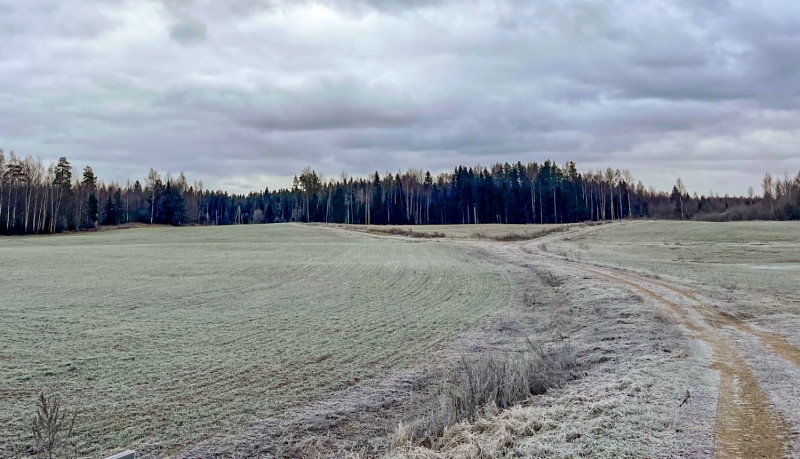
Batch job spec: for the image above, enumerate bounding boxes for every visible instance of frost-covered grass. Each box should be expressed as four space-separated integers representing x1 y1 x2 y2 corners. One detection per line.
546 221 800 298
0 224 510 458
388 258 717 459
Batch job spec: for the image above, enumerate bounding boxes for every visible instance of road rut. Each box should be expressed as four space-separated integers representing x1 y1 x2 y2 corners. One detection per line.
583 267 792 458
506 227 798 458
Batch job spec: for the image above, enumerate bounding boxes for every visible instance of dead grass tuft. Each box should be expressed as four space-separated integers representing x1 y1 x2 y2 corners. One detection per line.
394 340 578 449
474 225 574 242
538 270 563 288
369 227 447 238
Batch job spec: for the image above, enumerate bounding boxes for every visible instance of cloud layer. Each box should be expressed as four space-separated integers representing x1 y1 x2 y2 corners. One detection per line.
1 0 799 194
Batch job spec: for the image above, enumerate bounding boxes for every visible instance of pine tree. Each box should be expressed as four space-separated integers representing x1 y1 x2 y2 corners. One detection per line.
670 185 683 219
81 166 96 187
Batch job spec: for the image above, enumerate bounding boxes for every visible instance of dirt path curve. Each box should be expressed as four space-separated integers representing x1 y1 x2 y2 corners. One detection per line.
498 226 798 458
622 271 800 369
582 267 792 458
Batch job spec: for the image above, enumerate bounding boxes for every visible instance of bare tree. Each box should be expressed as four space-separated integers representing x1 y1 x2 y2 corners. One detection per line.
675 178 687 220
146 168 162 224
623 169 634 218
605 168 616 220
762 172 774 216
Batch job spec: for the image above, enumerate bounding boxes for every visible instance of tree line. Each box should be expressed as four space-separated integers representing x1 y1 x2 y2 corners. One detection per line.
1 148 798 235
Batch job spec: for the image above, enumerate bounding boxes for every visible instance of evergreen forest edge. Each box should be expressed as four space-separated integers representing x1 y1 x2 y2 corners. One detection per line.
1 149 797 235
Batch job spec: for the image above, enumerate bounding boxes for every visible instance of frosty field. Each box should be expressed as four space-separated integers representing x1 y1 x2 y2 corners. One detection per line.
385 220 800 458
0 224 510 457
545 220 800 298
7 220 800 458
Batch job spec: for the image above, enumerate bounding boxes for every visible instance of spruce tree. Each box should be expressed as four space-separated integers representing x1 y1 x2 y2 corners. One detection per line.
370 172 384 225
113 190 124 224
103 195 116 226
87 194 99 227
160 182 186 226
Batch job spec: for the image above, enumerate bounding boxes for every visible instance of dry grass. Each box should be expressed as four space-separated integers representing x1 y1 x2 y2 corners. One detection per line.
386 251 718 459
393 341 578 449
370 227 447 238
538 270 563 288
334 224 584 240
474 225 574 242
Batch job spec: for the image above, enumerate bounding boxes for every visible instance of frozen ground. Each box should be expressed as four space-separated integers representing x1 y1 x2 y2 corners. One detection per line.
6 221 799 458
180 228 720 458
0 224 510 458
378 221 800 458
544 220 800 304
532 221 800 457
386 235 719 458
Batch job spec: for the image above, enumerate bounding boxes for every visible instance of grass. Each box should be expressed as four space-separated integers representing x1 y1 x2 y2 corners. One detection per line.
387 258 718 459
367 227 447 238
394 341 578 448
474 224 575 241
545 220 800 297
337 224 582 240
0 224 510 457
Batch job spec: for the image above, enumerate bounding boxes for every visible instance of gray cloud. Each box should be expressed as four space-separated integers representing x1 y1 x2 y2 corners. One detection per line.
169 19 207 44
0 0 798 195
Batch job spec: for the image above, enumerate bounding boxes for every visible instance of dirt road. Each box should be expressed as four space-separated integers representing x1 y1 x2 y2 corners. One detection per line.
506 225 800 458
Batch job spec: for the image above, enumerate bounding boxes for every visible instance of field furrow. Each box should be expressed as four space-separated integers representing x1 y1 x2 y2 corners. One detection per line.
0 224 510 457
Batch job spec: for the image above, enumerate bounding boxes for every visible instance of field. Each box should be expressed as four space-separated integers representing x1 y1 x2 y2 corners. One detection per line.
5 220 800 458
522 220 800 457
385 220 800 458
0 224 510 457
544 220 800 300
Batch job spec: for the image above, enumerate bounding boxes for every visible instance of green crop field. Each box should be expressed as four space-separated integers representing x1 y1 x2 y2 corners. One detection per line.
0 224 510 457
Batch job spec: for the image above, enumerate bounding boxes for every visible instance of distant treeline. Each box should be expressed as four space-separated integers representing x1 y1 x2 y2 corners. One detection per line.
0 149 798 235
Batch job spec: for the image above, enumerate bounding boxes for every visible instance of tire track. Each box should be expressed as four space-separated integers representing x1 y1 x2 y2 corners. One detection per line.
618 271 800 369
397 222 797 458
498 222 800 458
582 267 791 458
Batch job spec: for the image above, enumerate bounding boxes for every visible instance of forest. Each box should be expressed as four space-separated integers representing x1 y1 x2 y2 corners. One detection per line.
0 148 797 235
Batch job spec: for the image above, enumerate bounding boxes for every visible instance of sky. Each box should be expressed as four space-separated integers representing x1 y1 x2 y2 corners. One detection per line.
1 0 799 195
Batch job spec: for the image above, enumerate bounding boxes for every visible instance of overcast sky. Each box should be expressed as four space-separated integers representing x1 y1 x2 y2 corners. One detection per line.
1 0 798 195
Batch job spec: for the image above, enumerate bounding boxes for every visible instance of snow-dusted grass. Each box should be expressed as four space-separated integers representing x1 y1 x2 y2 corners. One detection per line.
0 224 510 457
546 221 800 300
